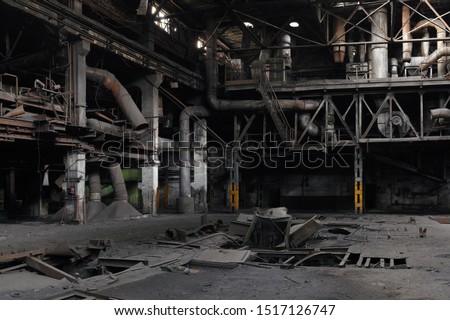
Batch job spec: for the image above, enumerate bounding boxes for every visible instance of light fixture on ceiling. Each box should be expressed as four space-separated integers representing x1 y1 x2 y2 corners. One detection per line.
243 21 254 28
289 21 300 28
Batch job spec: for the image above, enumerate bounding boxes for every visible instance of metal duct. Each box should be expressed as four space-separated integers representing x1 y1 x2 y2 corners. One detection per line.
299 113 320 136
86 171 106 220
205 19 320 112
414 20 446 77
109 162 128 201
371 7 388 79
279 34 292 69
421 28 430 57
89 172 102 201
430 108 450 119
87 119 128 137
332 18 346 64
86 67 149 131
419 47 450 74
402 5 412 63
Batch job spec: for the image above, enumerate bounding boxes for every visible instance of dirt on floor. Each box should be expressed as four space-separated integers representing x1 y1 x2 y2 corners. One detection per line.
0 212 449 300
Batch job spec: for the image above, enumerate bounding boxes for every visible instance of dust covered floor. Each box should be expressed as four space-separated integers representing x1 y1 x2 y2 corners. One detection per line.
1 213 450 300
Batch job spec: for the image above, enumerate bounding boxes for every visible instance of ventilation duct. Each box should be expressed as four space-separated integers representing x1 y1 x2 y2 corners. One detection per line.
430 107 450 119
332 18 346 64
371 7 388 79
92 163 141 220
402 5 412 63
420 47 450 76
86 171 106 220
86 67 149 131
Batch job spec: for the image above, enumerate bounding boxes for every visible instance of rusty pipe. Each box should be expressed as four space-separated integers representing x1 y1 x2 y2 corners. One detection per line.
86 67 149 131
402 5 412 63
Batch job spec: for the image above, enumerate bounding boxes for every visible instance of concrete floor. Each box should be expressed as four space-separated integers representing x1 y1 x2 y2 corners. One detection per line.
0 212 449 299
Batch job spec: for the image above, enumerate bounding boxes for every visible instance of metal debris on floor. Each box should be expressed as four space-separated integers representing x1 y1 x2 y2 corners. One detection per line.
0 210 426 299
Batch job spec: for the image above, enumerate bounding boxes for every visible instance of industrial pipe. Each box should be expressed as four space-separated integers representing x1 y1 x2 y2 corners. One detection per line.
419 47 450 74
402 5 412 63
421 28 430 57
89 172 102 201
109 162 128 201
87 119 128 137
332 18 346 64
371 7 388 79
205 19 320 112
279 34 292 68
86 67 149 131
299 113 320 137
414 20 447 77
430 108 450 119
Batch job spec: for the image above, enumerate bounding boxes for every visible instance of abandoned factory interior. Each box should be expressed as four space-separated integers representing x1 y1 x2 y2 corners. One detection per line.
1 0 450 300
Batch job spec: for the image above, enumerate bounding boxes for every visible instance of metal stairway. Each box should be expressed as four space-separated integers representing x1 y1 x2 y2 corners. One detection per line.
257 72 294 143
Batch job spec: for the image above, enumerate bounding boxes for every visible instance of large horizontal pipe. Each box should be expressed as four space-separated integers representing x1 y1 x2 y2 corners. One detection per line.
430 108 450 119
205 19 320 112
87 118 128 137
86 67 149 131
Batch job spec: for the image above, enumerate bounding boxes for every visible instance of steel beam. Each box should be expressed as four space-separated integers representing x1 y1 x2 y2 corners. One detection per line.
1 0 203 90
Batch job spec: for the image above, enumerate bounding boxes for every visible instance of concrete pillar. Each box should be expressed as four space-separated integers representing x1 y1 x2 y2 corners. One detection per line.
141 165 158 216
134 73 163 216
64 150 86 222
192 119 208 213
73 40 90 127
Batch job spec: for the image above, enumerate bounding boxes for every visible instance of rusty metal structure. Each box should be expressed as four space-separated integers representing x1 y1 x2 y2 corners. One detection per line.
1 0 450 220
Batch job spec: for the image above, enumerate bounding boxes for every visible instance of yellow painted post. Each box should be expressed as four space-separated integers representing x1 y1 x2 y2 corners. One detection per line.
354 146 363 214
230 183 239 212
355 181 363 214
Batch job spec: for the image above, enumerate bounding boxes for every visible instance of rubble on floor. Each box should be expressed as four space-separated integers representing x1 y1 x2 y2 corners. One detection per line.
0 210 433 299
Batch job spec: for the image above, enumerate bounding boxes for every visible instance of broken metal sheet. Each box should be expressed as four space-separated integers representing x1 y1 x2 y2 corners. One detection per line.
244 212 292 249
190 249 251 269
97 257 149 269
229 214 254 236
288 217 322 248
0 249 45 263
88 239 112 250
25 256 79 283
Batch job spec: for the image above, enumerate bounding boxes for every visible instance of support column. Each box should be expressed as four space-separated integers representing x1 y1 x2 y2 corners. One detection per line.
230 116 240 213
354 146 363 214
135 73 163 216
192 119 208 213
64 150 86 222
177 110 194 214
73 40 90 127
